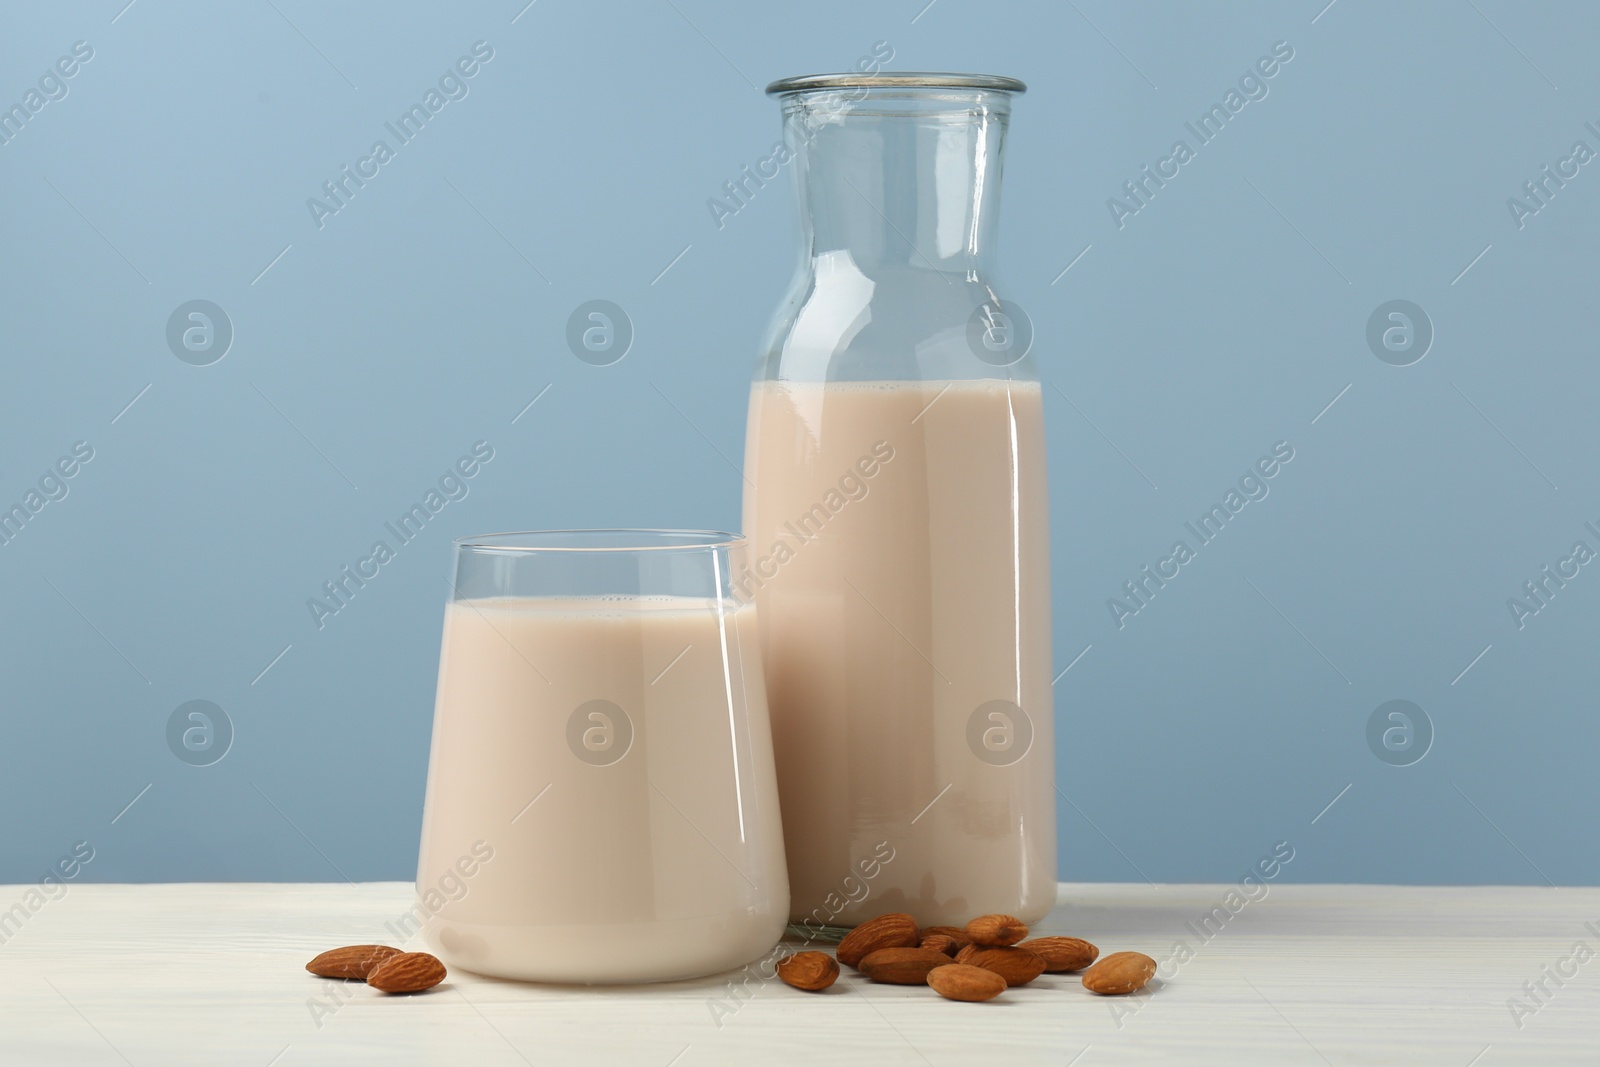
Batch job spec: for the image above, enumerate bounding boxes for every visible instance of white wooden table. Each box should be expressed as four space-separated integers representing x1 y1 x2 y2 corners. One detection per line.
1 882 1595 1064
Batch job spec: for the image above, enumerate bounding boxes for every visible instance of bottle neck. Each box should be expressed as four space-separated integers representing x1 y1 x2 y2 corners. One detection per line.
783 89 1012 279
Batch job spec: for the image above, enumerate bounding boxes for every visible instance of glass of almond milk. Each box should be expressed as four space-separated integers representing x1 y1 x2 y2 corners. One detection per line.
414 530 789 983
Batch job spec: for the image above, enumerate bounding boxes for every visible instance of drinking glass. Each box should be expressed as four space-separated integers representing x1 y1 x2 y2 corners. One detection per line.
414 530 788 983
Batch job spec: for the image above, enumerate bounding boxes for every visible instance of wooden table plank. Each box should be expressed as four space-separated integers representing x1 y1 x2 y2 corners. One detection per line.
0 882 1595 1065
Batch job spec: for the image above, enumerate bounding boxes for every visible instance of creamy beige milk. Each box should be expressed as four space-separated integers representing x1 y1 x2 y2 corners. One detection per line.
743 379 1055 928
416 596 788 983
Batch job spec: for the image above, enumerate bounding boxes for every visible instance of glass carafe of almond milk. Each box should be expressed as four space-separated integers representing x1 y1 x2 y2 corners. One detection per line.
743 73 1054 929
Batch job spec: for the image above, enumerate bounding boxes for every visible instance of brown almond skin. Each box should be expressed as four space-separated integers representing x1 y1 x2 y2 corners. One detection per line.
920 933 960 957
366 951 447 994
1018 936 1099 973
305 945 403 980
859 947 957 984
927 963 1008 1002
963 946 1046 986
836 913 919 969
1082 951 1158 995
776 951 839 991
920 925 972 947
965 914 1028 946
954 942 979 964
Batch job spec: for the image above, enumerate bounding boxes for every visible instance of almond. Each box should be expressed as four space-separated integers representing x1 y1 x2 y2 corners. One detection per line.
859 946 957 984
920 933 961 957
965 913 1028 946
366 951 447 994
776 951 839 992
962 946 1046 986
1018 936 1099 973
926 962 1008 1002
1081 951 1157 995
921 925 972 945
305 945 403 980
836 913 919 969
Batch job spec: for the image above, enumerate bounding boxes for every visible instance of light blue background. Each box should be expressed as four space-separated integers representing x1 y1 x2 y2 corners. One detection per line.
2 0 1595 887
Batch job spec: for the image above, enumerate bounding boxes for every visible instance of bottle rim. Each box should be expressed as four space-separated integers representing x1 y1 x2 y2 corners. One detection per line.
765 72 1026 95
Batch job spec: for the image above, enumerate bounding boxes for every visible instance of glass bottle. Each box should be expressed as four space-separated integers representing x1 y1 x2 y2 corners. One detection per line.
742 74 1054 929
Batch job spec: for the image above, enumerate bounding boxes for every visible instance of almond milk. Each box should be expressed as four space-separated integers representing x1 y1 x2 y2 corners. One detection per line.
743 378 1055 928
416 595 789 983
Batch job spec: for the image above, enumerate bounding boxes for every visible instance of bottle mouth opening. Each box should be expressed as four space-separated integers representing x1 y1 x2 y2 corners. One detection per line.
765 72 1026 96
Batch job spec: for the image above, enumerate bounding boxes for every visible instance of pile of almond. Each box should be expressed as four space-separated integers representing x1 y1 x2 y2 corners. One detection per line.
777 913 1156 1003
306 945 447 994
